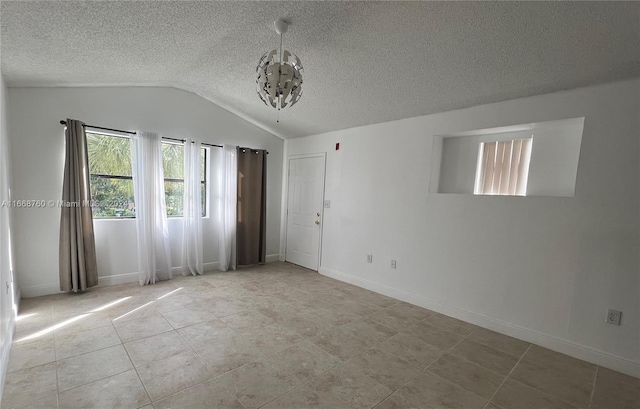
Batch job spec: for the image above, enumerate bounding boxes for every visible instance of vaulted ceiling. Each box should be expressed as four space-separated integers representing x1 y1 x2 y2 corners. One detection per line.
1 1 638 139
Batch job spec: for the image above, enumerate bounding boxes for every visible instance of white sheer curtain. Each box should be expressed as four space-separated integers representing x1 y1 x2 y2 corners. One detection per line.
217 144 237 271
130 131 172 285
182 138 203 276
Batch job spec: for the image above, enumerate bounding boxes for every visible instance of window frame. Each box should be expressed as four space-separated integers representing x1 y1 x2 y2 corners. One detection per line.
162 142 208 218
87 130 136 219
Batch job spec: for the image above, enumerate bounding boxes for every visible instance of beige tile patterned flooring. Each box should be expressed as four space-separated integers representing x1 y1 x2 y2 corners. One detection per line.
2 262 638 409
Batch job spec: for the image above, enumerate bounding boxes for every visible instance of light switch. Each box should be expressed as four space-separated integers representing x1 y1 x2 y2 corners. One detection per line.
324 200 331 208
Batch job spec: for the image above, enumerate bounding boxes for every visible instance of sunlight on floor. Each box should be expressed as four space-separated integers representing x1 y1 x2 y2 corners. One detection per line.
156 287 183 300
15 312 37 322
113 287 183 321
17 287 188 341
16 296 132 343
16 314 91 343
89 297 131 312
112 301 154 322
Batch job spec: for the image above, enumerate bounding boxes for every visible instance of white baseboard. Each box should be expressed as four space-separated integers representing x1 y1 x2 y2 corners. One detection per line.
319 266 640 378
171 261 220 276
99 261 223 287
20 260 245 298
22 257 281 298
98 272 139 287
20 273 142 297
20 283 64 298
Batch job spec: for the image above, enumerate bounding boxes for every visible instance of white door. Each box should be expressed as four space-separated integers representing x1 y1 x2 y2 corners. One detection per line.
286 155 326 270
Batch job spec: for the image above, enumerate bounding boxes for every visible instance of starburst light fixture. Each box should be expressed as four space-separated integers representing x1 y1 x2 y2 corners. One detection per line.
256 19 303 119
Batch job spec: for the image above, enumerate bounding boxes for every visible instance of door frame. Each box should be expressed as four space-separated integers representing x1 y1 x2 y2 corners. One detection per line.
283 152 327 271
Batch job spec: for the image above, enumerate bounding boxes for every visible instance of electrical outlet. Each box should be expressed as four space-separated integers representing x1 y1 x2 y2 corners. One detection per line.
391 260 396 269
606 309 622 326
366 254 372 263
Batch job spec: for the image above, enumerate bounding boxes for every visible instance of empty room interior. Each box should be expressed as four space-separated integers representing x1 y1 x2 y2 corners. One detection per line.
0 1 639 409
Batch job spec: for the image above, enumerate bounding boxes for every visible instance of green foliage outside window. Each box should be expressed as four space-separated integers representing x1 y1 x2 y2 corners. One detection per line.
87 132 207 219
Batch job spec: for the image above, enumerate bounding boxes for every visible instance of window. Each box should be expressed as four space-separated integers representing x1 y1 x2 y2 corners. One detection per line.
474 138 532 196
87 132 135 218
87 132 207 218
161 142 207 217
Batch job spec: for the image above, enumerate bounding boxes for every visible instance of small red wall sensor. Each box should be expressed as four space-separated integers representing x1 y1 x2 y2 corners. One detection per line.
335 143 340 150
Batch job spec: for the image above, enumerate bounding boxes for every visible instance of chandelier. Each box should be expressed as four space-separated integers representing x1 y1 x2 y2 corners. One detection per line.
256 20 303 119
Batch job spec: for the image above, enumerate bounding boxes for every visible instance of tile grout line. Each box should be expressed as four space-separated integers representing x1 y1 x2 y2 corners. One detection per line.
4 307 58 409
150 301 323 404
55 323 140 396
9 270 280 405
500 342 601 409
155 319 289 406
357 310 478 395
235 296 402 407
53 336 122 362
151 319 328 406
588 365 599 409
116 324 174 344
52 309 62 409
115 322 154 407
433 338 523 381
157 323 231 402
370 323 478 408
253 348 358 409
384 318 473 371
481 343 532 409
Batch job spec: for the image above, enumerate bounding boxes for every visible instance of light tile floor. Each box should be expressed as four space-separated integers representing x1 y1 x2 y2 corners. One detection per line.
2 262 638 409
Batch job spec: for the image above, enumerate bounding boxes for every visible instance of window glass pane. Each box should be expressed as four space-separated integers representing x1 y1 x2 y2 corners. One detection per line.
165 180 184 217
90 176 135 218
474 137 532 196
162 142 184 179
201 182 206 217
87 132 132 176
200 148 206 182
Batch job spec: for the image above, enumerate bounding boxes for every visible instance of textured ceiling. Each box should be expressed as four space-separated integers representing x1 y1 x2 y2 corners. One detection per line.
1 1 639 139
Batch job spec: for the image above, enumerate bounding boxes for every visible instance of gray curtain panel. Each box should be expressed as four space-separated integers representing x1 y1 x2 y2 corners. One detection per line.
236 148 267 266
59 119 98 292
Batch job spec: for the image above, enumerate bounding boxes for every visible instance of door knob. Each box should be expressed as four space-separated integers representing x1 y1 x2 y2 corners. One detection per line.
317 212 320 216
314 220 320 225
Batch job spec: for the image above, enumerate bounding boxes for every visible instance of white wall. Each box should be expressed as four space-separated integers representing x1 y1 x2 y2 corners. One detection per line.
0 76 18 401
8 87 283 297
284 79 640 376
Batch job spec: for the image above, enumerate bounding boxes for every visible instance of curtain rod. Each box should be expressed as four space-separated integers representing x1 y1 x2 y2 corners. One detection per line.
238 147 269 155
59 120 223 148
60 120 136 135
